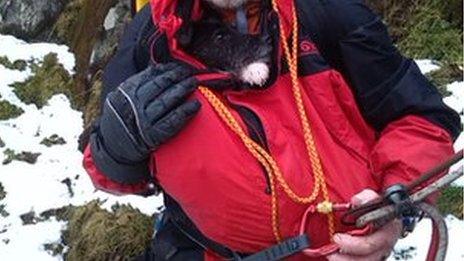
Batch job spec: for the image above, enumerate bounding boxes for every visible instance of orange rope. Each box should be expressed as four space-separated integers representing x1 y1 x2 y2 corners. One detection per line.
198 0 335 242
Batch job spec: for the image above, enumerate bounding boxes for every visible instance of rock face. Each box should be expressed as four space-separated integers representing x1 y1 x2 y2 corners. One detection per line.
90 0 131 68
0 0 70 41
0 0 134 151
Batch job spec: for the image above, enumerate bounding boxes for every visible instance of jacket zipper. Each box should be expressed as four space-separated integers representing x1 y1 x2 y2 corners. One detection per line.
229 102 272 194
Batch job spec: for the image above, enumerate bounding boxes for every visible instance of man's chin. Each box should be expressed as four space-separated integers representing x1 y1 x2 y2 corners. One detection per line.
204 0 249 9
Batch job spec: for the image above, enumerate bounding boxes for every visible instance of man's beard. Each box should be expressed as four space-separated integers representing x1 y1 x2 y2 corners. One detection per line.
203 0 249 9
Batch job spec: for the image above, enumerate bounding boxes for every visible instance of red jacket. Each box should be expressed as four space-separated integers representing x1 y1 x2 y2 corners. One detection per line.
83 0 458 259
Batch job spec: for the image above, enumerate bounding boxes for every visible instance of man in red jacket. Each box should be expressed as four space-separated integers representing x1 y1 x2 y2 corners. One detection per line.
83 0 461 260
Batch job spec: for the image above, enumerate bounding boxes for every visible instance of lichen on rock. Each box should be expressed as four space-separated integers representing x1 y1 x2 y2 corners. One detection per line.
9 53 77 109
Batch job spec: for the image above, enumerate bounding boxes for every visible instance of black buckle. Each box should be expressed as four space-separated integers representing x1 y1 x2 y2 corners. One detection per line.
241 235 310 261
384 184 419 234
384 184 417 217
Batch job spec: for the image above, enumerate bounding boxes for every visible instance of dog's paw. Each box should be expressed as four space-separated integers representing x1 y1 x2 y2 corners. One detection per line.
240 62 270 86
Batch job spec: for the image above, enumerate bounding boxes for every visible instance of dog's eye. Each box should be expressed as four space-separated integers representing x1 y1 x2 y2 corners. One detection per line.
214 32 225 41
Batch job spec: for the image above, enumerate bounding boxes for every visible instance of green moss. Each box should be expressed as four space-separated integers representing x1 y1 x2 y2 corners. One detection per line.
9 53 77 109
438 0 463 29
398 5 462 64
0 56 27 71
437 186 463 219
56 201 153 260
425 63 463 96
366 0 463 65
0 99 24 120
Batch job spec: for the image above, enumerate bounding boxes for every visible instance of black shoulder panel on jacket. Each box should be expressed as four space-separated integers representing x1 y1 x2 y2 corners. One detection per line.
296 0 461 140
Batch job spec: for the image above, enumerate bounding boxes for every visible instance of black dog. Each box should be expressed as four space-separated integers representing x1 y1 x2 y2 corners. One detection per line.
178 18 272 87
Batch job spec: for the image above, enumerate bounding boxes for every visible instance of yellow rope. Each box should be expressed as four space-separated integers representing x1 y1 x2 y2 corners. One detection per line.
270 0 336 238
198 0 335 242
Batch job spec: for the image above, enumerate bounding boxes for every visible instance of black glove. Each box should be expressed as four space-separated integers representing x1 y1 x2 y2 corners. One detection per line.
90 63 201 184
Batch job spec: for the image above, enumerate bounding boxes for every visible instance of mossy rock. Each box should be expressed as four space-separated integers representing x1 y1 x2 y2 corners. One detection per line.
0 98 24 120
59 200 154 260
0 182 8 218
2 148 41 165
15 201 154 259
425 63 463 96
0 183 5 201
40 134 67 147
19 206 71 226
20 211 39 225
437 186 463 219
43 243 65 257
0 56 27 71
0 136 4 148
40 206 72 222
9 53 78 109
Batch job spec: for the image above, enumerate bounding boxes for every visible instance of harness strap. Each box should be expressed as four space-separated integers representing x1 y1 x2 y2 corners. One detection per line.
241 235 310 261
165 195 313 260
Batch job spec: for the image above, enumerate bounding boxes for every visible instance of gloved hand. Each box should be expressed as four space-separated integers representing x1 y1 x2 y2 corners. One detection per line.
98 62 201 163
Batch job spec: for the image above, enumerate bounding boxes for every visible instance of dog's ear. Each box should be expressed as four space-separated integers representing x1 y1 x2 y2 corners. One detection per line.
177 23 194 47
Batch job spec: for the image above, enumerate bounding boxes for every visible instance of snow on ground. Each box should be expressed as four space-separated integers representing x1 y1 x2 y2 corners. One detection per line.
0 35 75 74
0 34 163 260
415 59 441 74
0 35 462 260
